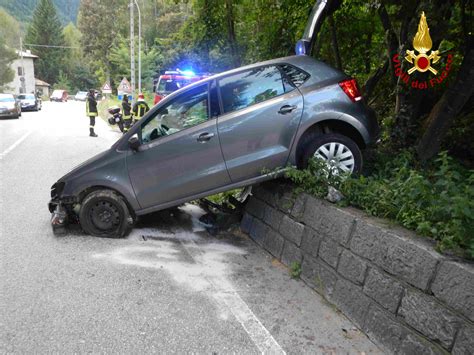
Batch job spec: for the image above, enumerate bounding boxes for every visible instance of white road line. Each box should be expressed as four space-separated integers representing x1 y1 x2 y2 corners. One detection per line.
0 131 32 160
180 239 286 355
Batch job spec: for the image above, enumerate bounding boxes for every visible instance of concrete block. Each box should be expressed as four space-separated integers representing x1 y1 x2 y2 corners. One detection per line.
290 193 307 220
301 256 338 298
300 226 322 259
302 195 355 245
249 218 268 246
364 304 444 355
363 268 404 314
263 228 284 259
337 249 367 285
431 261 474 322
240 212 253 234
398 289 463 349
245 197 267 219
318 237 341 270
252 184 277 206
452 325 474 355
281 240 303 267
262 205 284 231
276 190 296 214
279 215 305 246
331 278 370 328
350 220 440 291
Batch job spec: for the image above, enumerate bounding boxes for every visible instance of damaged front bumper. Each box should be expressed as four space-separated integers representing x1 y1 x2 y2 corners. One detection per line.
50 203 68 233
49 181 76 233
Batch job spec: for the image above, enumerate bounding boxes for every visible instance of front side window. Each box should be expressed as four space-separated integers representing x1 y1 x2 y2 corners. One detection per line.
219 66 288 114
141 84 209 144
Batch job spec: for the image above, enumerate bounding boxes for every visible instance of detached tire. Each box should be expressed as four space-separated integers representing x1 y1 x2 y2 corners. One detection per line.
300 133 362 175
79 190 131 238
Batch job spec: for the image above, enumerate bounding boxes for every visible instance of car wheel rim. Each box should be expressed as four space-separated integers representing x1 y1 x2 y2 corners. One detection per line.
314 142 355 174
90 201 121 231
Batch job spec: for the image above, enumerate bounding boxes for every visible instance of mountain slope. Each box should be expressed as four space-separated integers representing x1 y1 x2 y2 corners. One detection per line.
0 0 80 25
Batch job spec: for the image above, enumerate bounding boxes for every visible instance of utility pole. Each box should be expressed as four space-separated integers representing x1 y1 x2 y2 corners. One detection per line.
134 0 142 93
130 0 135 103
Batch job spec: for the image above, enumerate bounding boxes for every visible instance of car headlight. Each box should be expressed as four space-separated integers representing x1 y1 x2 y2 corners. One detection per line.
51 182 65 199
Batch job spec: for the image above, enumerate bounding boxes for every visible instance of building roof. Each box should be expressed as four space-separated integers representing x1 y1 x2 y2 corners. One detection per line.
15 50 39 59
35 78 50 86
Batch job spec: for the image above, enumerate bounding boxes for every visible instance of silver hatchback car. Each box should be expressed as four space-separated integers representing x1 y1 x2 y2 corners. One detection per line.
49 54 378 237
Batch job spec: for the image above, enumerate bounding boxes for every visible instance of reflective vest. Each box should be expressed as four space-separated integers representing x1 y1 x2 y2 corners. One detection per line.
86 97 98 117
122 101 132 120
133 101 150 120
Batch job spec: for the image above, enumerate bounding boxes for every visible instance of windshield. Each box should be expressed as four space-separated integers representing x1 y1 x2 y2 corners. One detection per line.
156 78 192 94
0 94 14 102
52 90 63 97
18 94 35 100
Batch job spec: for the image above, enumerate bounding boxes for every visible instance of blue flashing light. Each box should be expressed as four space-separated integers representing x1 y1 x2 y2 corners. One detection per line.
180 70 196 77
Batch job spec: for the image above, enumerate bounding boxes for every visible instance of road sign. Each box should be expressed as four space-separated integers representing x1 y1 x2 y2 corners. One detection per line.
118 77 132 94
102 82 112 94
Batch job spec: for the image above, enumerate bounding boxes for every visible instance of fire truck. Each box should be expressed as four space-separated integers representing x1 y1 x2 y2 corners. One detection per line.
153 70 209 105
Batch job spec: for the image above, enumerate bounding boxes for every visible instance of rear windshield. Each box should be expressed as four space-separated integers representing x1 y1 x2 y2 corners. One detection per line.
0 94 14 102
156 78 192 94
18 94 35 99
51 91 64 97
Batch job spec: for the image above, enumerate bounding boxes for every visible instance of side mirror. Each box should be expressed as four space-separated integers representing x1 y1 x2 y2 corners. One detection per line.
128 136 140 151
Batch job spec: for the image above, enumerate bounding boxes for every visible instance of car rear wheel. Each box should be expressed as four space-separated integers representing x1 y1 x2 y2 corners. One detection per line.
79 190 132 238
300 133 362 175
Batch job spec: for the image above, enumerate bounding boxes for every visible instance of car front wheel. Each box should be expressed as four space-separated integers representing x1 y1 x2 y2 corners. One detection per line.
79 190 132 238
300 133 362 175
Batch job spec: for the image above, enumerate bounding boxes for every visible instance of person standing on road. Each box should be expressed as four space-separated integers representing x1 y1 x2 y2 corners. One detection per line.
132 93 150 124
86 89 98 137
121 95 132 133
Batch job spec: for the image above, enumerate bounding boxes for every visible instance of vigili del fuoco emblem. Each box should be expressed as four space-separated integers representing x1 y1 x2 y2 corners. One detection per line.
405 12 440 75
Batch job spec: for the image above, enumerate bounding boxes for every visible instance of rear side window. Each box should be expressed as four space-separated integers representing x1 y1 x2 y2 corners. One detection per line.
279 64 310 87
219 66 286 114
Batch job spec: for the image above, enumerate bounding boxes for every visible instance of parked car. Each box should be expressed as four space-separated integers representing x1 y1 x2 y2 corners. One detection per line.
50 89 68 102
49 54 379 238
18 93 41 111
0 93 22 119
74 91 88 101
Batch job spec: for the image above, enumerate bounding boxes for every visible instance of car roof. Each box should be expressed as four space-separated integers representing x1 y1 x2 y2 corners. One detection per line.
0 93 14 97
160 55 344 104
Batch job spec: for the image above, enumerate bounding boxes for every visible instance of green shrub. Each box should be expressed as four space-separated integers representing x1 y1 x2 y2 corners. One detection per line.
286 151 474 259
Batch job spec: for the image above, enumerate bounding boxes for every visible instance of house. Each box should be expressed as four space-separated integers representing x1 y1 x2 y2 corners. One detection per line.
7 50 38 94
35 78 51 98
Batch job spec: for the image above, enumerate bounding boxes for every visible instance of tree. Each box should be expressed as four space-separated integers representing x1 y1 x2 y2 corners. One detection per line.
0 8 22 48
0 37 16 90
77 0 128 86
25 0 65 84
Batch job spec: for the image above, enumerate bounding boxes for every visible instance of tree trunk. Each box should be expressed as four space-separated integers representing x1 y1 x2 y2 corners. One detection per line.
377 3 399 85
328 15 342 70
417 49 474 161
363 59 388 101
225 0 240 68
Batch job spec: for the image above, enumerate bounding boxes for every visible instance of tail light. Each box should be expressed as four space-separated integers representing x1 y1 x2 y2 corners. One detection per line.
339 79 362 102
154 94 163 105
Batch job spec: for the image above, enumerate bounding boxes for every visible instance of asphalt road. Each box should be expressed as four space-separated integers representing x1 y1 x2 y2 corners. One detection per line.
0 101 381 354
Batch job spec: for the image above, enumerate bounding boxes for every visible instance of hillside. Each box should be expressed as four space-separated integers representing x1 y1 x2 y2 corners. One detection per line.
0 0 80 25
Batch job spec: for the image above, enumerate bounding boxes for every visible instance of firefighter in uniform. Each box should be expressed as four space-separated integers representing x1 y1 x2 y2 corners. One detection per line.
132 93 150 124
121 95 132 133
86 89 98 137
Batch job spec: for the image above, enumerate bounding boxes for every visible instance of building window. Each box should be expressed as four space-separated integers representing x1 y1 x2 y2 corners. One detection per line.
18 67 23 76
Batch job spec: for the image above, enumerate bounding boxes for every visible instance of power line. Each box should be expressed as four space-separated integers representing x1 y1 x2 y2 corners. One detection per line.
23 43 91 49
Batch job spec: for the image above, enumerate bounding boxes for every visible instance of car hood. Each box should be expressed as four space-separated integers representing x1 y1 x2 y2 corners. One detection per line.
0 102 15 109
59 149 113 182
21 100 35 104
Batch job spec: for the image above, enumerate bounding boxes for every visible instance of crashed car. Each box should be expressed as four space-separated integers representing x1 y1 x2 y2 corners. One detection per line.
49 0 379 238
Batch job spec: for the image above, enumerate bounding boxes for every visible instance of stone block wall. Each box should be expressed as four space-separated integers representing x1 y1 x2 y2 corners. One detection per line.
241 181 474 354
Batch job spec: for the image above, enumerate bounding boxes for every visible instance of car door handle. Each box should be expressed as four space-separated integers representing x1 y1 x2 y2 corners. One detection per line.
197 132 215 142
278 105 297 114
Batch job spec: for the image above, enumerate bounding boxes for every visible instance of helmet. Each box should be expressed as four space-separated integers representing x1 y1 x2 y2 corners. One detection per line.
138 93 145 100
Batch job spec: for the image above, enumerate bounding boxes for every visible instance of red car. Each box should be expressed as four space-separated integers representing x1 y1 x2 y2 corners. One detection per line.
154 70 209 105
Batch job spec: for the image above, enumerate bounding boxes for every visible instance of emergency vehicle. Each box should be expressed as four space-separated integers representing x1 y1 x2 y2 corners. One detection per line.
153 70 209 105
